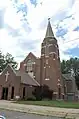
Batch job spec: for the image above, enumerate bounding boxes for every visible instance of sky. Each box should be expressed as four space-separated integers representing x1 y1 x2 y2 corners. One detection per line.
0 0 79 65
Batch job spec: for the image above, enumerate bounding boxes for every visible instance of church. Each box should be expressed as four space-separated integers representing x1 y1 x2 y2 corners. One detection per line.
0 19 78 100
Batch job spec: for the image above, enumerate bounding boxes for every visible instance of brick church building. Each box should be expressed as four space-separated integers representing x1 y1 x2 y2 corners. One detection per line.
0 19 78 100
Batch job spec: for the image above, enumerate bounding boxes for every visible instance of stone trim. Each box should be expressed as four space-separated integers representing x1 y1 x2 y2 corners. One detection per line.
49 52 56 54
1 64 16 75
45 55 49 57
45 78 50 80
53 92 58 94
41 54 45 56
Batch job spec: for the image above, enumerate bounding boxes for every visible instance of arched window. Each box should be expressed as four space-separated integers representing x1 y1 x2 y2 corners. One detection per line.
26 59 33 72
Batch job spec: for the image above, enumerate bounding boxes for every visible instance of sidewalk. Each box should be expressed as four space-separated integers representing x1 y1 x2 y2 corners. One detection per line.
0 100 79 119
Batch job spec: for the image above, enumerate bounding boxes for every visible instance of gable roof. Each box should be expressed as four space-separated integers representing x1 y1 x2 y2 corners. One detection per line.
62 73 75 81
16 70 40 86
0 64 16 75
62 73 78 93
23 52 37 62
0 64 40 86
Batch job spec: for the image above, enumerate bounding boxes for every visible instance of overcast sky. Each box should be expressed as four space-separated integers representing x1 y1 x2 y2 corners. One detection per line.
0 0 79 64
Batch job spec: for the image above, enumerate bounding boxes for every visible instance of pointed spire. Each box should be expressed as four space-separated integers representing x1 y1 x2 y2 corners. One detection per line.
45 18 54 38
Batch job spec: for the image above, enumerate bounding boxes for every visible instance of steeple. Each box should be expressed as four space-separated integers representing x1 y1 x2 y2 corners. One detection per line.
45 18 54 38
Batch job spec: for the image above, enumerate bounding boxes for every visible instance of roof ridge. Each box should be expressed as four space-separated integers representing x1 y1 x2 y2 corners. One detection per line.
23 52 37 62
1 63 16 75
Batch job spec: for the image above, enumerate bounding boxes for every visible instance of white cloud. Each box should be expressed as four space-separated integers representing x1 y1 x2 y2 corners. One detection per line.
54 0 79 60
0 0 78 65
0 0 10 9
4 7 22 29
25 0 72 29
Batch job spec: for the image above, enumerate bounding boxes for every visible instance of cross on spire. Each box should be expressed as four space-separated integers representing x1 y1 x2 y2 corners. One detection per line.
5 71 9 82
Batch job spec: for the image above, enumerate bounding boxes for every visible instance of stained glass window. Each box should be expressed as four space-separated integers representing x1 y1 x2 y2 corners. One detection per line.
26 59 32 72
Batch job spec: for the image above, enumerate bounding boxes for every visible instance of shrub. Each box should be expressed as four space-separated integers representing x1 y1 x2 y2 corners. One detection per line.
42 85 53 100
32 86 42 100
27 97 36 101
32 85 53 100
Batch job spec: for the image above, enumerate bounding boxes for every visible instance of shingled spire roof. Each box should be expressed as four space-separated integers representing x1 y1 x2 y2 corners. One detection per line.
45 18 54 38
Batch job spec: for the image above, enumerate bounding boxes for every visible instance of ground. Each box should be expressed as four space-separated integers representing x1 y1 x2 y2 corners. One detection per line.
0 100 79 119
0 109 61 119
15 100 79 109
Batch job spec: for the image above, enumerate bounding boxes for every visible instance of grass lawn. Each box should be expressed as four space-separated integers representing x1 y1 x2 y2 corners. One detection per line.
15 100 79 109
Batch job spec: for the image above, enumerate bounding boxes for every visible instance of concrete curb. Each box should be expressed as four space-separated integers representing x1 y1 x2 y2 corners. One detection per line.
0 106 67 118
0 101 79 119
0 107 78 119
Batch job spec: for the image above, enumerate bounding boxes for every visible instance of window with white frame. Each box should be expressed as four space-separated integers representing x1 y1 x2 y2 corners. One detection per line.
26 59 33 72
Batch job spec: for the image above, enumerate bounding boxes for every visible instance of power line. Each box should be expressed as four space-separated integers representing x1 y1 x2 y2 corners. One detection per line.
58 38 79 52
63 38 79 44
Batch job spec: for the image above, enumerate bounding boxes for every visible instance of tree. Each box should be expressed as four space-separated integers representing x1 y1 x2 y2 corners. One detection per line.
61 57 79 89
0 51 5 72
4 53 18 69
42 85 53 100
32 85 53 100
0 51 18 72
32 86 42 100
61 58 79 75
61 60 68 74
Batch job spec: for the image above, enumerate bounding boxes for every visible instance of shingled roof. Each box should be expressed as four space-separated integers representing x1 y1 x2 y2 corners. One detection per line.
0 64 40 86
16 70 40 86
62 73 77 93
62 73 75 81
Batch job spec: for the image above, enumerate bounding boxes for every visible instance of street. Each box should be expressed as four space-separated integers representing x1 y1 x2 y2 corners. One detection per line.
0 109 62 119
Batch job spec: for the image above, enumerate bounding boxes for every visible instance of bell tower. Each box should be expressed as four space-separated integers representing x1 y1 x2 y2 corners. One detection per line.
40 19 64 99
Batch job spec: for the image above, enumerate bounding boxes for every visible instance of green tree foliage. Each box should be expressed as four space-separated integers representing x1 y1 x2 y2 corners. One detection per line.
61 58 79 75
0 51 5 72
0 51 18 72
32 85 53 100
61 57 79 89
32 86 42 100
5 53 17 69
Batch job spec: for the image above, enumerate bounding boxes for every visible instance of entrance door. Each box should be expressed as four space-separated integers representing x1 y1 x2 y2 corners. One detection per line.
23 87 25 99
58 87 61 99
2 88 5 99
5 88 8 100
2 87 8 100
11 87 14 99
67 94 74 101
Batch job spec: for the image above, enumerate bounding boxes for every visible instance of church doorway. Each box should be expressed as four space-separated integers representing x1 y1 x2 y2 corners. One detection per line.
23 87 25 99
58 87 61 99
2 87 8 100
11 87 14 99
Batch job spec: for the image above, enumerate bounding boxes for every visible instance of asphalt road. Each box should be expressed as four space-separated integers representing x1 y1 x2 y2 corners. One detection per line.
0 109 62 119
